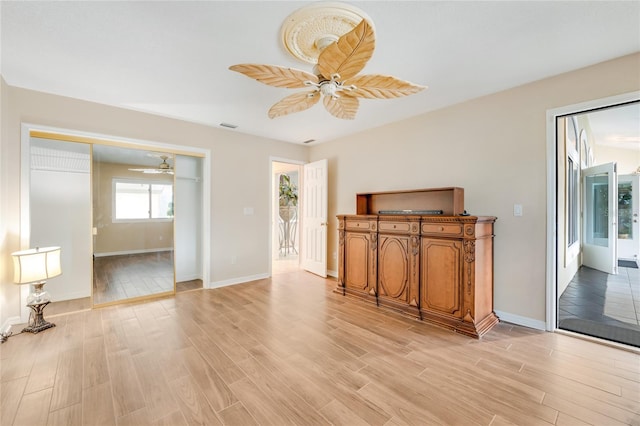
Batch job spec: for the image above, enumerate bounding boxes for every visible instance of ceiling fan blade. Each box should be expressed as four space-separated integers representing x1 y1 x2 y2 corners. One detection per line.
323 95 359 120
344 74 427 99
317 19 375 81
229 64 319 88
128 168 174 175
268 91 321 118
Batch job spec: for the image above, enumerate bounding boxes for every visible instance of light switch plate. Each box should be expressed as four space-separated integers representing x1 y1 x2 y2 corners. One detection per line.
513 204 523 217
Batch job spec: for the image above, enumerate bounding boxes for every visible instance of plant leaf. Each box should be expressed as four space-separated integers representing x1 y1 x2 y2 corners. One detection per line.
323 95 359 120
344 74 426 99
317 20 375 81
268 91 321 118
229 64 318 88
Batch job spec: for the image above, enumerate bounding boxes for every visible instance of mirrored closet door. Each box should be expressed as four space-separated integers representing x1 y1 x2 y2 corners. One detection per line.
92 145 176 305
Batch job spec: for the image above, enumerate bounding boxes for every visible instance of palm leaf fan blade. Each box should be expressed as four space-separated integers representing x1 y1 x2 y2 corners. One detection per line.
317 19 375 81
268 91 321 118
345 75 426 99
229 64 319 88
323 95 359 120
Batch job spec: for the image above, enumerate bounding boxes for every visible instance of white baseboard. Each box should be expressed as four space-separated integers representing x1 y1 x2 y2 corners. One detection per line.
494 310 546 331
51 290 91 302
209 273 270 289
1 316 23 332
94 248 173 257
327 269 338 278
177 274 202 282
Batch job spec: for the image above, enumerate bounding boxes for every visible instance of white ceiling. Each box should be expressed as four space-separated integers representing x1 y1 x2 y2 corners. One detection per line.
2 1 640 145
586 102 640 151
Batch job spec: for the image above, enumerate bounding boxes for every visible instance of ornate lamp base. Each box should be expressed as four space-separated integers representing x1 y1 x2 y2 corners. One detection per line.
23 301 56 334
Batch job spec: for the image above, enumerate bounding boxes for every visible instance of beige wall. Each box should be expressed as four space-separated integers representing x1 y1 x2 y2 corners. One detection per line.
0 84 307 325
93 162 174 254
310 53 640 325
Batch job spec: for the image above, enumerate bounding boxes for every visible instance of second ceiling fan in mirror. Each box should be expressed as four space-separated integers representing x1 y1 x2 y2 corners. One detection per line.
128 154 174 175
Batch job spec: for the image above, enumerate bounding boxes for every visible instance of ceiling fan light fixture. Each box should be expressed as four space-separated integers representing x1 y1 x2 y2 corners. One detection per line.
229 3 426 120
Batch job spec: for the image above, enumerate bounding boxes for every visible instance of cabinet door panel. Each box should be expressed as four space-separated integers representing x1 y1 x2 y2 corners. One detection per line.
378 235 409 301
421 239 462 317
345 232 370 291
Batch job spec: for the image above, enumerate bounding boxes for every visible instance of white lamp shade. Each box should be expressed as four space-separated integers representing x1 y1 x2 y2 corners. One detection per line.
11 247 62 284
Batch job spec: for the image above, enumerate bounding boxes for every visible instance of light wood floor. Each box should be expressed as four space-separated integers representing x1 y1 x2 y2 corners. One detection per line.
93 252 174 305
2 270 640 426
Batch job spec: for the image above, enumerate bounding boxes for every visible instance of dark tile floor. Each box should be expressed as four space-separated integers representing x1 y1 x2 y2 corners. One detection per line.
559 263 640 334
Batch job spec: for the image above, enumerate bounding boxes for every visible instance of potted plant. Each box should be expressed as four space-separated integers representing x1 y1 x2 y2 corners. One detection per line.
279 174 298 221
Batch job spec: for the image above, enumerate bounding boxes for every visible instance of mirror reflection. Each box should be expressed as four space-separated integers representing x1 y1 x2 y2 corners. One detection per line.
92 145 176 305
30 138 92 310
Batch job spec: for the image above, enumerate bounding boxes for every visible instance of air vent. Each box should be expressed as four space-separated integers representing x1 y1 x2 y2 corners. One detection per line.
302 139 316 144
219 122 238 129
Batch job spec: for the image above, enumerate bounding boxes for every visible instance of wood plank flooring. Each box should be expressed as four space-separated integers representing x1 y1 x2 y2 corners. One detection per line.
2 269 640 425
93 252 174 305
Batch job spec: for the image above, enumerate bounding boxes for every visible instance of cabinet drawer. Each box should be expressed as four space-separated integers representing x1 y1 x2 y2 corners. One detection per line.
378 221 411 233
346 220 373 231
421 223 463 236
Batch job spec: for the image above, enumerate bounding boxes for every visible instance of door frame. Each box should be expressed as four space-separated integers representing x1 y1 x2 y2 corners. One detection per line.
20 123 211 322
545 90 640 332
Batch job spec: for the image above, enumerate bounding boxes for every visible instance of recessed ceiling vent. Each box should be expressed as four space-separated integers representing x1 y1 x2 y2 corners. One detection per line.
220 122 238 129
302 139 316 144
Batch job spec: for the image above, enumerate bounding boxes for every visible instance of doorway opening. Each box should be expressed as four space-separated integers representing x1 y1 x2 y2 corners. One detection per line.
551 98 640 347
272 160 303 275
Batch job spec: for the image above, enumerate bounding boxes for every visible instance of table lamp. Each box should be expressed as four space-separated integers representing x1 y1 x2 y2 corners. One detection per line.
11 246 61 333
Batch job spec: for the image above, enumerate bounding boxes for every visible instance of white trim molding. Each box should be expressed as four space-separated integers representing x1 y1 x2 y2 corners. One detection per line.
494 310 546 331
209 273 270 289
1 316 23 333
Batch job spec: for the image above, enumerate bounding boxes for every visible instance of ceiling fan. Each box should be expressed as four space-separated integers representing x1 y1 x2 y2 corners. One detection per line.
229 8 426 120
128 155 174 175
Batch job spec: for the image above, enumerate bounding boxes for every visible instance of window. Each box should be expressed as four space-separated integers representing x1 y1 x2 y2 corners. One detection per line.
113 179 173 221
565 116 580 250
567 157 579 245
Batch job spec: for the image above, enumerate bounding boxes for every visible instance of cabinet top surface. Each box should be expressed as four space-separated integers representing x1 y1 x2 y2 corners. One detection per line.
338 214 496 222
356 187 463 196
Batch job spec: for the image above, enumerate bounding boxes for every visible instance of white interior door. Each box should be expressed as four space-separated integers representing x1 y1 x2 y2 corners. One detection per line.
302 159 328 277
617 174 639 261
582 162 617 274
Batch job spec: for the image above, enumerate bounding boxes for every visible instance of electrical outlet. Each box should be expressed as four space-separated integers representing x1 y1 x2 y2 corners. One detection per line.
333 251 337 260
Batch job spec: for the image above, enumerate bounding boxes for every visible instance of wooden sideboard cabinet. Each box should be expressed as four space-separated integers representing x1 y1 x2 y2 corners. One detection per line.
336 188 498 338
